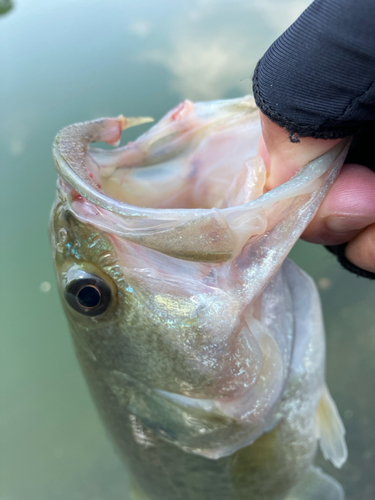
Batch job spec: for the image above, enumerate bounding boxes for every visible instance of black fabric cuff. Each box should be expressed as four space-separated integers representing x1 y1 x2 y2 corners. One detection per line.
252 0 375 141
325 243 375 279
253 60 362 141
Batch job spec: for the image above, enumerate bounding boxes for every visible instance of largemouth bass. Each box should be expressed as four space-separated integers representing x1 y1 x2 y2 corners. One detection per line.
50 96 348 500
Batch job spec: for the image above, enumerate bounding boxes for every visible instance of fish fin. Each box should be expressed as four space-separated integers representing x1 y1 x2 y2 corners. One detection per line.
316 385 348 468
285 466 344 500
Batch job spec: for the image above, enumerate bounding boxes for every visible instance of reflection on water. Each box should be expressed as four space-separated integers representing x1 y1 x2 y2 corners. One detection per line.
1 1 374 499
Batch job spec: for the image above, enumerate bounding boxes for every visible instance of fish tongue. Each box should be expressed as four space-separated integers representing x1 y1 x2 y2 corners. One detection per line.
224 156 267 208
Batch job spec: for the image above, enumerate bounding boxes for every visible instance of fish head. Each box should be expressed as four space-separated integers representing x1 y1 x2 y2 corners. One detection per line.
50 183 264 404
50 96 348 457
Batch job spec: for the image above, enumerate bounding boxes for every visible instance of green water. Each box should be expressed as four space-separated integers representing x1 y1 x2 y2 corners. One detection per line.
1 1 374 499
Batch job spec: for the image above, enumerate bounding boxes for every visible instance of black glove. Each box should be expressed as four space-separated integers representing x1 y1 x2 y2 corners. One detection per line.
253 0 375 279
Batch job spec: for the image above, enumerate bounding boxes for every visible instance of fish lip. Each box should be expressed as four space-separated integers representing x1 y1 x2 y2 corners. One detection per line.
53 142 207 222
53 138 349 226
52 100 350 224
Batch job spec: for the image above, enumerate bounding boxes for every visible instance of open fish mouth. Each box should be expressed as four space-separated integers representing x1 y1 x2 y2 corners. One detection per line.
52 95 348 266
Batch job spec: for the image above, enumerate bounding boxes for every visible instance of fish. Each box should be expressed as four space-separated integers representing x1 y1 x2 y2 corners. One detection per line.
50 96 349 500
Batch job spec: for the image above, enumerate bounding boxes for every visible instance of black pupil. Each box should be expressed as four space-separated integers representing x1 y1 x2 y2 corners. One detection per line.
77 285 101 308
65 273 112 316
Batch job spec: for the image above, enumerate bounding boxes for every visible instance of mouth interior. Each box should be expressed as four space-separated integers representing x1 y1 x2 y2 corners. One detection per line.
85 119 266 210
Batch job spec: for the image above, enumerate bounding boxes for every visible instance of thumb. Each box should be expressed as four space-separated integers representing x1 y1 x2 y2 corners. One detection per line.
258 112 341 190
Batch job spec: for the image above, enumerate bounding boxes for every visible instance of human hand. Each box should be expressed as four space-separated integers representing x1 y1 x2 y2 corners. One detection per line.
258 113 375 274
253 0 375 277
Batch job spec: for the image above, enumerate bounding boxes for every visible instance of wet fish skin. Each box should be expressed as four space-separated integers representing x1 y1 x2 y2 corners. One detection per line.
50 208 335 499
50 96 348 499
50 207 313 500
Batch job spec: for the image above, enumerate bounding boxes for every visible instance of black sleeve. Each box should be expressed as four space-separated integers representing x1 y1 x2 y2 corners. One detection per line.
252 0 375 280
253 0 375 141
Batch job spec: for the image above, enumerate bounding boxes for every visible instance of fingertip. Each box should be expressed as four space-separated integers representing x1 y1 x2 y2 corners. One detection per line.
259 111 341 189
302 163 375 245
345 223 375 273
320 164 375 221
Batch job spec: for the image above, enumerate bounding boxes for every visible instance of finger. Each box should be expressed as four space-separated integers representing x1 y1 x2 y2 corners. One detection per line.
345 223 375 273
259 113 341 190
301 163 375 245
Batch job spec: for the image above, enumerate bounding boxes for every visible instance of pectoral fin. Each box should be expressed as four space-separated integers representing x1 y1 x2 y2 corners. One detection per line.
285 467 344 500
316 385 348 468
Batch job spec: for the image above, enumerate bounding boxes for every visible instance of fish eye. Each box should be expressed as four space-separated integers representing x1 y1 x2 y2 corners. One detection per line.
64 272 112 316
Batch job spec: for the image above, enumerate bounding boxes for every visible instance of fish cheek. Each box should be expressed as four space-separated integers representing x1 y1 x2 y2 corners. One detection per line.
51 207 139 367
58 259 131 370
